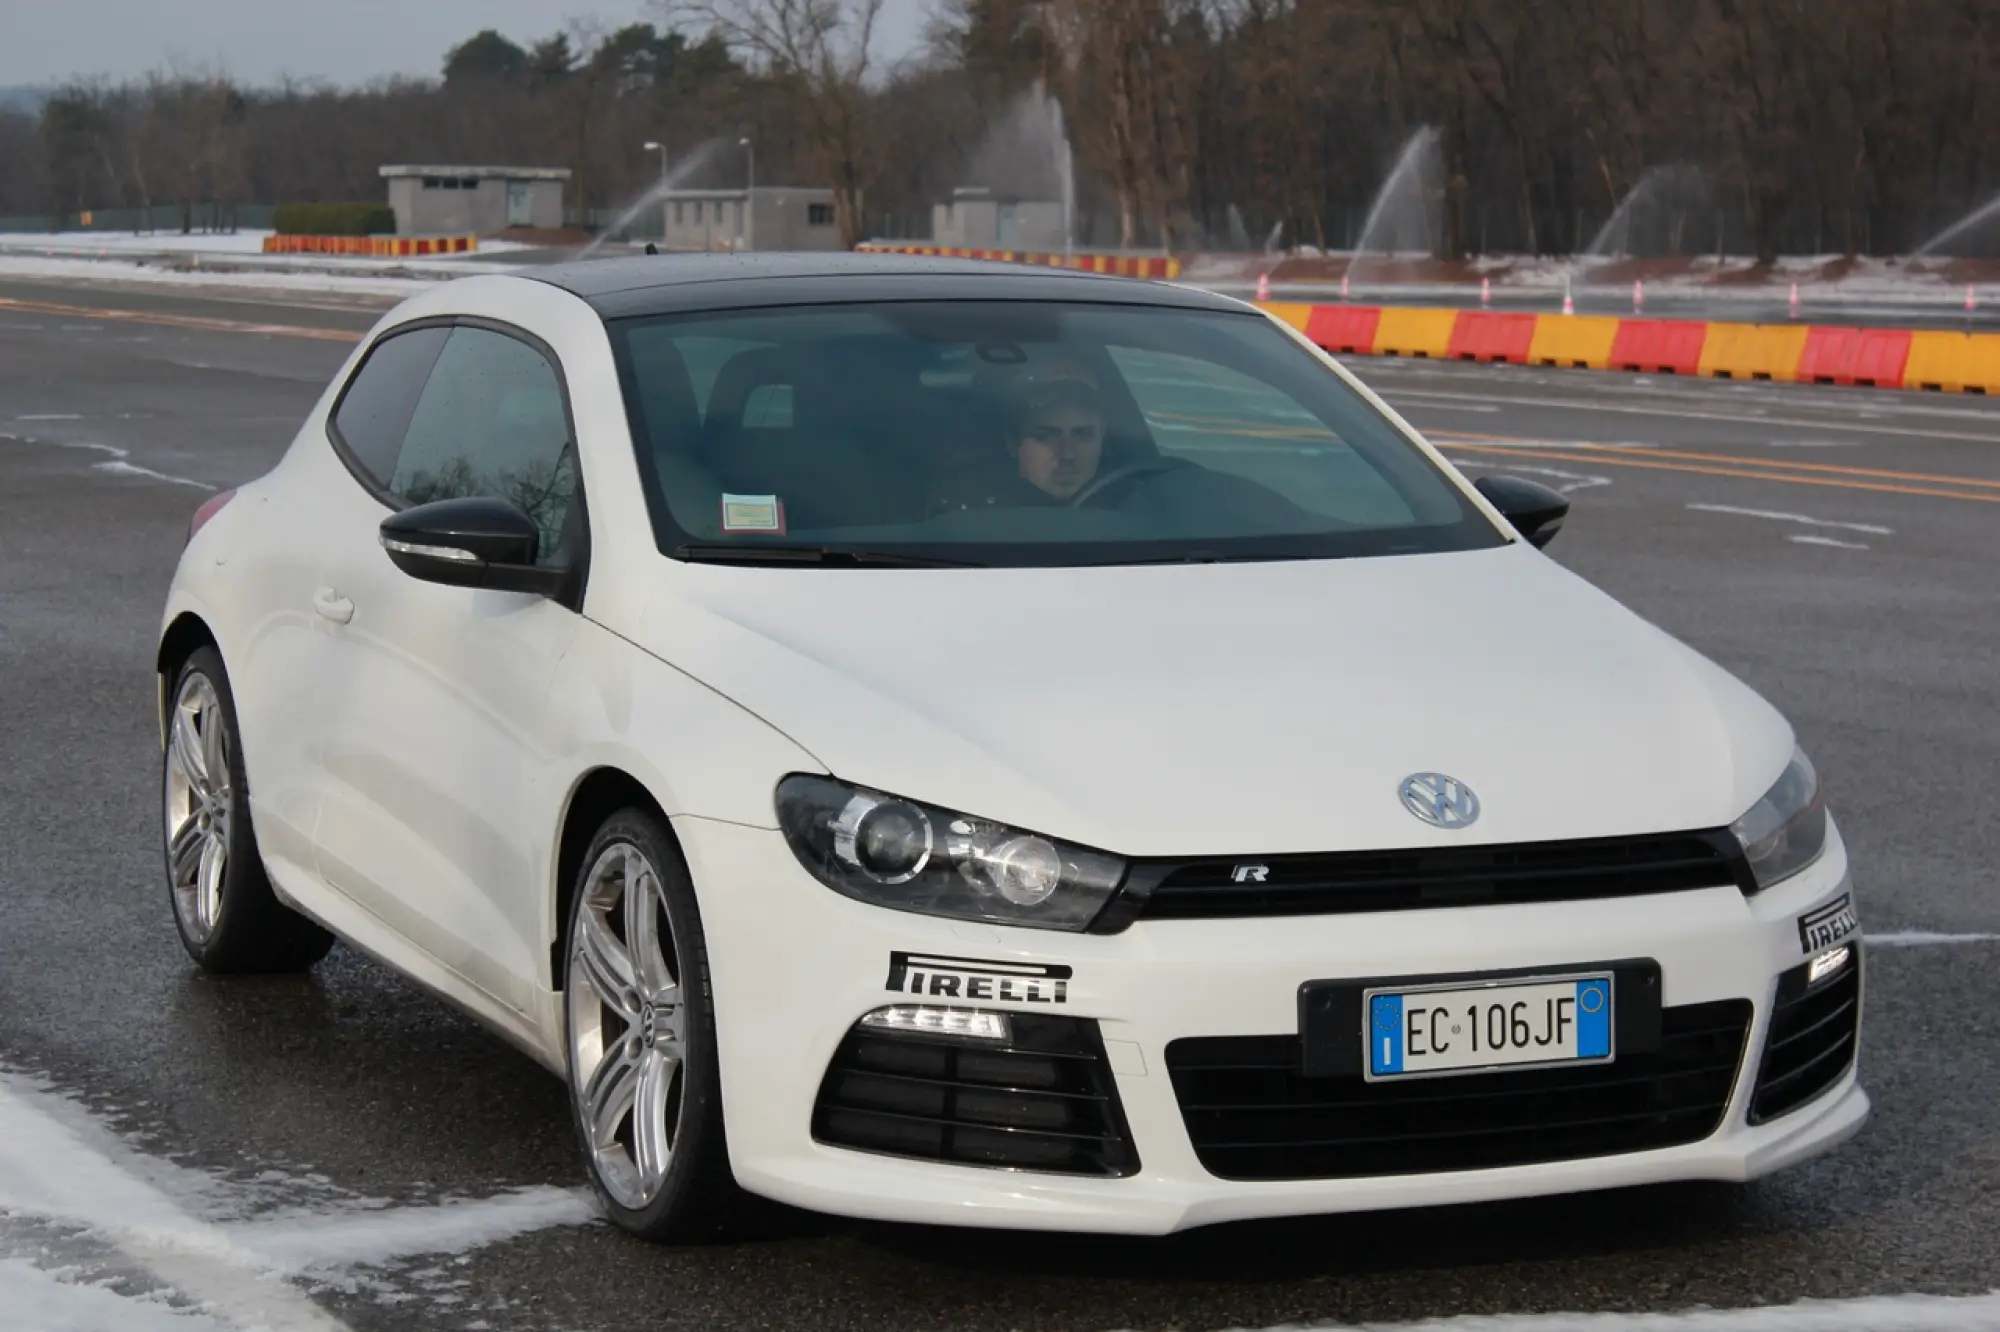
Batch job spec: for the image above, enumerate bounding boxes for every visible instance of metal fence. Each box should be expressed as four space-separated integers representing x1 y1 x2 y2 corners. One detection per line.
0 204 279 234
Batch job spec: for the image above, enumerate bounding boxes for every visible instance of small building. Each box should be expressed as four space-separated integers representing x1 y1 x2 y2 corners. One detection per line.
379 165 571 237
933 187 1066 251
652 186 844 252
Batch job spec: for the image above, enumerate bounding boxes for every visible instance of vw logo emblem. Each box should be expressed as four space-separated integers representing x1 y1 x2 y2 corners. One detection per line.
1399 772 1480 829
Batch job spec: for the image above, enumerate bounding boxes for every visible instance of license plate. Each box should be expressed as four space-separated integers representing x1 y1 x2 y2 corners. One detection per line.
1363 973 1614 1081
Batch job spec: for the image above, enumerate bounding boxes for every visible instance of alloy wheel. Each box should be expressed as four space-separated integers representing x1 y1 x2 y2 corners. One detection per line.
164 671 232 945
567 841 687 1211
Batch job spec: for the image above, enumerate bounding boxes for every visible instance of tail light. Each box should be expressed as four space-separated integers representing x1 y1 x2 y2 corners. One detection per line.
188 488 236 545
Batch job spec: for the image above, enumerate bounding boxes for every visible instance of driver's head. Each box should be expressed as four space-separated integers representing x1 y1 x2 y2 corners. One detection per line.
1011 374 1105 501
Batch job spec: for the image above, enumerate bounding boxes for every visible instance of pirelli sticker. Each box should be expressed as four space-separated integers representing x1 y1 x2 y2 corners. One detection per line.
885 951 1070 1005
1799 893 1859 954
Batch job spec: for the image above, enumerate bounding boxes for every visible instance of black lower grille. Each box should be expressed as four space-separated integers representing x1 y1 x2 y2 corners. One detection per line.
812 1013 1138 1176
1750 943 1862 1124
1127 831 1746 922
1166 1000 1751 1180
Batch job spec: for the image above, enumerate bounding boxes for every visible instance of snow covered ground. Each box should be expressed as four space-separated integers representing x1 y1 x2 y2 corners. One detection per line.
0 229 535 257
1182 250 2000 307
0 252 442 298
0 1067 598 1330
6 239 1998 321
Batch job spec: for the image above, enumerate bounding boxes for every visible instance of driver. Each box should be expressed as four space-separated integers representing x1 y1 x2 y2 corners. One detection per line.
1009 371 1106 502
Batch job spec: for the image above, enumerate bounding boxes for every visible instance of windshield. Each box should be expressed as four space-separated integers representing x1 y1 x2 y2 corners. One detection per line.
605 299 1506 567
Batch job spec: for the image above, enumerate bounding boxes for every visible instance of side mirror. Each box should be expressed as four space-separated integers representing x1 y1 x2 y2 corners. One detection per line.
1474 474 1569 549
379 496 567 596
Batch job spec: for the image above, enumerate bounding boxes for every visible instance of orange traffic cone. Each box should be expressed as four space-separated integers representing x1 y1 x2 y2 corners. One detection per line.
1256 271 1271 301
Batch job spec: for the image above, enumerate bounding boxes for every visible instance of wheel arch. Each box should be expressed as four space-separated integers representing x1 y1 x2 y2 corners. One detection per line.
550 765 680 988
156 611 219 743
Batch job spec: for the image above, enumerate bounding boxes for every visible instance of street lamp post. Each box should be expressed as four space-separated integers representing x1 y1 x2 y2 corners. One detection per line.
642 140 669 245
739 136 754 250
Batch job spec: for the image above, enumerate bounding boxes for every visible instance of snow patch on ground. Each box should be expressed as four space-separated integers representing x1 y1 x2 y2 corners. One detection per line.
237 1188 598 1278
0 1259 240 1332
0 1066 599 1331
0 229 278 255
0 228 534 257
0 252 441 297
1203 1291 2000 1330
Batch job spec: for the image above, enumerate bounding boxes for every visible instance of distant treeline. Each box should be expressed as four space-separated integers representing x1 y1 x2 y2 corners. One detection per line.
2 0 1996 258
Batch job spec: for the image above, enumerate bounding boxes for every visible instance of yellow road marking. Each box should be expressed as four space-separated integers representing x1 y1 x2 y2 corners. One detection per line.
1437 441 2000 505
1440 431 2000 490
0 295 363 343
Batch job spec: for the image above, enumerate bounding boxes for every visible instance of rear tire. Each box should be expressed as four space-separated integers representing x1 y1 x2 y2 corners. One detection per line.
162 645 335 973
562 808 751 1242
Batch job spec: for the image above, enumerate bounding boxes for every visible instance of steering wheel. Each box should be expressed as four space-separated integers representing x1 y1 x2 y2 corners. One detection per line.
1068 457 1194 507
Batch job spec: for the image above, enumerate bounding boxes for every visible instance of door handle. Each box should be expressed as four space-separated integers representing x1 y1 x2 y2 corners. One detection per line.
312 588 355 625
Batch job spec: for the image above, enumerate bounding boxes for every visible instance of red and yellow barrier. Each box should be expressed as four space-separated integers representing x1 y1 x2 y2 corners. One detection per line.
1373 307 1459 358
1609 319 1708 375
1697 323 1811 382
1306 305 1383 353
1527 315 1621 368
1259 300 2000 396
1797 328 1911 388
854 242 1180 280
262 234 478 257
833 243 1998 395
1902 332 2000 394
1447 311 1537 364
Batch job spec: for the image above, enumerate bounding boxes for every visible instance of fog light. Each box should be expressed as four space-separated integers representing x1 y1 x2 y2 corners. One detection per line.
1807 944 1852 987
858 1005 1012 1042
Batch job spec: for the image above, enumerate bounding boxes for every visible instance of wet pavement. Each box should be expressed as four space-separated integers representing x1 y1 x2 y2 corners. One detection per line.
2 276 1997 1332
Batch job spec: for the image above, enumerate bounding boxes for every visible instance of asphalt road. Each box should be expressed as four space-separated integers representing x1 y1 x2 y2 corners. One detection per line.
2 275 1998 1332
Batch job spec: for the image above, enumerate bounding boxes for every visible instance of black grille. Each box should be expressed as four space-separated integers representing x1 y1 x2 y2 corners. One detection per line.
1130 831 1744 921
812 1013 1138 1176
1750 944 1862 1124
1166 1000 1752 1180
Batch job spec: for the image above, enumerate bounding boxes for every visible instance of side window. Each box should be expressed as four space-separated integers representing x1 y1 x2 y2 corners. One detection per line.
389 326 578 564
330 326 450 487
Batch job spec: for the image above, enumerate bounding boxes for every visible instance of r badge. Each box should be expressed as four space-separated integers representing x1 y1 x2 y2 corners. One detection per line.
1798 893 1859 954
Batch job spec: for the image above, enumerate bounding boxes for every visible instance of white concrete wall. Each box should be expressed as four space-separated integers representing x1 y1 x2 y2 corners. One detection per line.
386 176 566 235
657 191 844 251
933 198 1064 250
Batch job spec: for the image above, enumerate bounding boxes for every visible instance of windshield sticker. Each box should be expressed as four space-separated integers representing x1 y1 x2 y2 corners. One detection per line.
885 951 1070 1004
720 493 786 534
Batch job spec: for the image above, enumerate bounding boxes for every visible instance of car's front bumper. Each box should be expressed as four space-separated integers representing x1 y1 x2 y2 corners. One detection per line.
675 815 1866 1235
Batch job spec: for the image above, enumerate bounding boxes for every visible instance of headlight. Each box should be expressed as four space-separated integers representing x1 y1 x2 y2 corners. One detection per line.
775 775 1126 931
1730 746 1829 891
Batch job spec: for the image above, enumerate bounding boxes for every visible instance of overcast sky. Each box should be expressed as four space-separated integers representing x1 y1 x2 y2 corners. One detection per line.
0 0 934 88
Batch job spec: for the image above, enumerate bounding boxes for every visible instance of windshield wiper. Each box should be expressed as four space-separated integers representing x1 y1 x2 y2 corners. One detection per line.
671 544 979 568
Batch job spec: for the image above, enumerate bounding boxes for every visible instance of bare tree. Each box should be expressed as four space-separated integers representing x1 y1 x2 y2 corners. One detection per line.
658 0 886 247
25 3 2000 259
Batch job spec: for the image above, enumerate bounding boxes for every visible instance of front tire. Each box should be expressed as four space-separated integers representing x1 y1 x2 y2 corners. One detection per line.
562 808 748 1242
162 645 335 972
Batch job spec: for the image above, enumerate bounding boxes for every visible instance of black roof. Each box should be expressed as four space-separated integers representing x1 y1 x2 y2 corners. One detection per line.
519 250 1248 319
